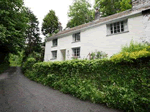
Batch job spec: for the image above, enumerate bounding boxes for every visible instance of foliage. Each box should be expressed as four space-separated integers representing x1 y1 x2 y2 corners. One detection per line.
0 0 28 62
110 48 150 63
9 51 24 67
0 63 9 74
23 49 150 111
89 51 108 60
41 10 59 36
22 57 36 73
67 0 94 28
121 40 148 53
22 8 43 62
120 0 132 12
25 8 42 55
94 0 132 17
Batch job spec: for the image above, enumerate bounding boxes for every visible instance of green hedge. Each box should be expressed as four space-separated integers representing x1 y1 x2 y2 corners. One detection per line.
23 49 150 112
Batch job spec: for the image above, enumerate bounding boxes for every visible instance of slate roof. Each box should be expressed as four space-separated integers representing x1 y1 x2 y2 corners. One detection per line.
47 5 150 41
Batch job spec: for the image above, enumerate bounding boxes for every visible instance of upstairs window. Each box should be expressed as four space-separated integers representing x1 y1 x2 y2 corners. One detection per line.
51 51 57 59
73 33 80 42
107 20 128 35
72 47 80 57
52 39 58 47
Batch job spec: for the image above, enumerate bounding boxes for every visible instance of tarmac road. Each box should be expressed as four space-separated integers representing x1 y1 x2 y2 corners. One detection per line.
0 67 121 112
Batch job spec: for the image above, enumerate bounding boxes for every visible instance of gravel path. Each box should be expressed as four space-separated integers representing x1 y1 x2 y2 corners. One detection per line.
0 67 121 112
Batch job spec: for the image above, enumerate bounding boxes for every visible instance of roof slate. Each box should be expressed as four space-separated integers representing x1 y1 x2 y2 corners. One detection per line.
47 5 150 41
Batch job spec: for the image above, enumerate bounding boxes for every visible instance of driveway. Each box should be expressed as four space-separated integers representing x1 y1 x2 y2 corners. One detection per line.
0 67 121 112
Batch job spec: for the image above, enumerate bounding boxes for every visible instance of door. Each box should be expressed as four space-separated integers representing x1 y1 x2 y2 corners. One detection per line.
61 49 66 61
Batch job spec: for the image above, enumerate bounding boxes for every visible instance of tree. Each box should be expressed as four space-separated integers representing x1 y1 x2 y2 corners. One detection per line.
41 10 59 36
0 0 28 63
94 0 132 17
67 0 94 28
120 0 132 12
23 8 42 61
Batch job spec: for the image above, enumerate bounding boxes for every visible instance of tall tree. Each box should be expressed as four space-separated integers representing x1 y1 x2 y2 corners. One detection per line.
24 8 42 61
67 0 94 28
41 10 59 36
94 0 132 17
0 0 28 63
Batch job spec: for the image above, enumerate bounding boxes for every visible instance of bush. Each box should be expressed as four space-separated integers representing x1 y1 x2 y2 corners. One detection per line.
121 40 148 53
89 51 108 60
9 51 24 67
22 57 36 73
110 48 150 63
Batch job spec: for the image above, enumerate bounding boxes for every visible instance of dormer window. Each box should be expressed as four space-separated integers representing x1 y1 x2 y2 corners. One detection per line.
52 39 58 47
107 20 128 35
73 32 80 42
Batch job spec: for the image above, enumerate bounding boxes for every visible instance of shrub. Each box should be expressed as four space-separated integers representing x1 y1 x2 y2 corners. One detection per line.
121 40 148 53
110 48 150 63
22 57 36 73
9 51 24 67
89 51 108 60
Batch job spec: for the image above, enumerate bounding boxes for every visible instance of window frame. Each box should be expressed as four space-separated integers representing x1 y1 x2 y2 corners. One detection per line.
107 20 128 36
51 50 57 59
52 39 58 47
72 47 80 58
72 32 80 42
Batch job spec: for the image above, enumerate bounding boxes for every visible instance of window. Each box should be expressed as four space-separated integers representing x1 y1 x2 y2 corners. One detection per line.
72 47 80 57
73 33 80 42
107 20 128 35
52 39 58 47
51 51 57 59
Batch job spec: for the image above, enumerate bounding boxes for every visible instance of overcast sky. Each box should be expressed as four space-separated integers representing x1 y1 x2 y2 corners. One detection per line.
24 0 95 39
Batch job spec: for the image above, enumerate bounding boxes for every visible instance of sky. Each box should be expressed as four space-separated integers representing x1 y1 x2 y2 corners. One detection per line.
24 0 95 40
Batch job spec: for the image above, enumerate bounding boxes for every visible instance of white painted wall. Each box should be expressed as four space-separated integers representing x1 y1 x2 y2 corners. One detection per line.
44 13 150 62
142 13 150 41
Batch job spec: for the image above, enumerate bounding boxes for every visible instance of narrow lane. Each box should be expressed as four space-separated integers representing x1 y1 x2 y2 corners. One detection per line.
0 67 121 112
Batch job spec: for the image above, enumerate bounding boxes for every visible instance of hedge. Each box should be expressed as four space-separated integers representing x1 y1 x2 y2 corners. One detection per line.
23 48 150 112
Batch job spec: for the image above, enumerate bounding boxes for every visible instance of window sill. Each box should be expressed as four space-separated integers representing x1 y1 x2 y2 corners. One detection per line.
106 31 129 37
71 56 81 59
72 41 81 43
51 46 57 48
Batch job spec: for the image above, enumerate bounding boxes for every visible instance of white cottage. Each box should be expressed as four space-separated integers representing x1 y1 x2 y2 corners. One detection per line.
44 0 150 62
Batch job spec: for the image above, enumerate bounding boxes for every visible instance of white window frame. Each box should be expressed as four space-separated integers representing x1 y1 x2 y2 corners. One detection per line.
72 47 80 58
52 39 58 47
107 20 128 35
51 51 57 59
73 33 80 42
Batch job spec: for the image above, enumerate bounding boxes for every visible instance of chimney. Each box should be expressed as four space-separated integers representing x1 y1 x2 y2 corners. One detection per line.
132 0 150 9
95 8 100 20
58 22 62 31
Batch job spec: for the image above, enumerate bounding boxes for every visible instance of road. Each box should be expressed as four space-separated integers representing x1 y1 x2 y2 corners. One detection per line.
0 67 121 112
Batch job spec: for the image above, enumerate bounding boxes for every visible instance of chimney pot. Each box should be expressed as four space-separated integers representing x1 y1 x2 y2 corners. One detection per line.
58 22 62 31
95 8 100 20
